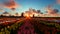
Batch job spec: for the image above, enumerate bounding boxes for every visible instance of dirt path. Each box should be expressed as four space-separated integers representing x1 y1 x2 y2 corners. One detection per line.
17 18 37 34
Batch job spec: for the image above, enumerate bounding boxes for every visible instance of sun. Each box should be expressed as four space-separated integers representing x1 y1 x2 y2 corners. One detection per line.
24 14 30 17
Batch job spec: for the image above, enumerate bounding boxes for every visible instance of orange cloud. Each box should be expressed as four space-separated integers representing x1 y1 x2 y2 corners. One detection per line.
3 0 18 10
57 0 60 4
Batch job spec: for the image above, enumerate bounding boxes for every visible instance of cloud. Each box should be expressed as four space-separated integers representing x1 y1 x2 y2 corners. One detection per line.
2 0 18 10
46 4 59 14
44 4 60 17
0 9 5 12
44 8 59 17
56 0 60 4
46 8 59 14
53 9 59 13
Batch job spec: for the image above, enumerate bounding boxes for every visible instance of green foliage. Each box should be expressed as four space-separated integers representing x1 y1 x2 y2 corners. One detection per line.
38 20 60 30
0 21 24 34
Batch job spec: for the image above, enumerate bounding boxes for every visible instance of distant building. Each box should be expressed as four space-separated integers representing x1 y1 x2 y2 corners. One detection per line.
21 12 24 17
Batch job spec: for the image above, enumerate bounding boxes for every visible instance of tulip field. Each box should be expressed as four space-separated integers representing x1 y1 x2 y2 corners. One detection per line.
0 17 60 34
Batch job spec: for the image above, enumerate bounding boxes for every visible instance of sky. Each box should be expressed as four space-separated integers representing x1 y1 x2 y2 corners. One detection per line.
0 0 60 14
